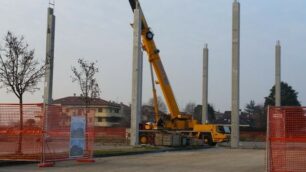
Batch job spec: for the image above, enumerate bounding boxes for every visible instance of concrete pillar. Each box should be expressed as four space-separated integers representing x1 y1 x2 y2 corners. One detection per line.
231 0 240 148
275 41 281 106
130 4 143 146
202 44 209 124
43 7 56 104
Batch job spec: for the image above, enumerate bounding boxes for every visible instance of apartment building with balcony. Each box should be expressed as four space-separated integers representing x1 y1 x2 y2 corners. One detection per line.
52 96 123 127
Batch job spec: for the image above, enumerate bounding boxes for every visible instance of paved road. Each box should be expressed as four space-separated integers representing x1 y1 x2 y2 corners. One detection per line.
220 141 266 149
0 148 265 172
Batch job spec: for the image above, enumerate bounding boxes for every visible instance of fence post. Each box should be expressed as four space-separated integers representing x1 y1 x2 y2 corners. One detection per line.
266 106 270 172
38 104 55 168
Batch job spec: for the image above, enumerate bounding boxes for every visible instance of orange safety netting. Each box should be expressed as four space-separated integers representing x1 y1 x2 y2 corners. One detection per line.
42 105 95 162
0 104 43 161
0 104 94 163
267 107 306 172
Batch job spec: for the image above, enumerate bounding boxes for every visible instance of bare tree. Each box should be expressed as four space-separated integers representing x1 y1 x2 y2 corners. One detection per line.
71 58 101 108
71 58 100 152
244 100 266 130
194 104 216 123
0 31 45 153
147 96 167 113
184 102 196 115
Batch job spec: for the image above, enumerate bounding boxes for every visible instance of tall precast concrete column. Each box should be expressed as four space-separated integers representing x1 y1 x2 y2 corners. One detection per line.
231 0 240 148
202 44 209 124
130 4 143 146
275 41 281 106
43 7 56 104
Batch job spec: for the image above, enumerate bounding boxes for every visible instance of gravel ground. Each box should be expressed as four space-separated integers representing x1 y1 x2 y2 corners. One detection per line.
0 147 265 172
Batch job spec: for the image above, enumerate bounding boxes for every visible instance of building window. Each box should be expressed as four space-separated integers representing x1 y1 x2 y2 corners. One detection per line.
105 108 110 113
114 109 119 113
97 117 103 122
106 117 121 123
98 108 103 112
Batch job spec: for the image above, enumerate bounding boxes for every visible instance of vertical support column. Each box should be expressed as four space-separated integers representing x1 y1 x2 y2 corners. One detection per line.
130 4 142 146
40 6 56 167
202 44 209 124
43 7 56 104
231 0 240 148
275 41 281 107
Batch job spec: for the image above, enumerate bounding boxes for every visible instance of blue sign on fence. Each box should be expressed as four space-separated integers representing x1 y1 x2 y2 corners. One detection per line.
69 116 86 158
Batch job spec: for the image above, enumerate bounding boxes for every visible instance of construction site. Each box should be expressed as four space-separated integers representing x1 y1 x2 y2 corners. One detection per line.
0 0 305 172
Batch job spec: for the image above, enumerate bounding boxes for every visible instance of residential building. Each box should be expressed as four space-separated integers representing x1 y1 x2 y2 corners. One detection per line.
52 96 123 127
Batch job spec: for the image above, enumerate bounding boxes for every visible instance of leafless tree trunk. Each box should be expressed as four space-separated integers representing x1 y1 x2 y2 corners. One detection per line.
18 97 23 153
184 102 196 115
0 31 45 153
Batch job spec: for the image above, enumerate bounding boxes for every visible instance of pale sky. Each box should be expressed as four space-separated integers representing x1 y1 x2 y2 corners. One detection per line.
0 0 305 112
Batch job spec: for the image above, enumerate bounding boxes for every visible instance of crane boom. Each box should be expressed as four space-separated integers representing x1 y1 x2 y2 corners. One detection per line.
129 0 181 119
129 0 229 146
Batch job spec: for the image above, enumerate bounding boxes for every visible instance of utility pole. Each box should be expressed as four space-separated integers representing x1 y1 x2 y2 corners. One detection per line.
202 44 209 124
275 41 281 106
130 1 143 146
43 5 56 104
231 0 240 148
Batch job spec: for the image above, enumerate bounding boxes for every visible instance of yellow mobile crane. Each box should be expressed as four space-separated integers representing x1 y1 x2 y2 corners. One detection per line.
129 0 229 146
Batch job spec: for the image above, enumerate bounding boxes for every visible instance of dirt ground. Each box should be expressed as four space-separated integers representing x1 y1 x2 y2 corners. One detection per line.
0 147 265 172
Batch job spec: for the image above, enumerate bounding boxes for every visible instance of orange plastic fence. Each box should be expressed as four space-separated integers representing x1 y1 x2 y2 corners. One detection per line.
267 107 306 172
0 104 94 164
42 105 95 162
0 104 43 161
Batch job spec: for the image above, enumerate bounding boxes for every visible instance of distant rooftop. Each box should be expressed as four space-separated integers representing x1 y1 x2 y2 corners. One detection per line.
52 96 120 107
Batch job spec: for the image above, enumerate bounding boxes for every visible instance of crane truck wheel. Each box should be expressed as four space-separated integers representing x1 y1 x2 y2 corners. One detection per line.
139 135 149 144
200 133 217 147
209 142 217 146
207 137 217 146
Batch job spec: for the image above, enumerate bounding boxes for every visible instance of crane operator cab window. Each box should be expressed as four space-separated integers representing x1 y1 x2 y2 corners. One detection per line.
217 126 231 134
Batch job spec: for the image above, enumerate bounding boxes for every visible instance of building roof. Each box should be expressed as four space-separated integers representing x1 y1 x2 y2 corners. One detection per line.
52 96 120 107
